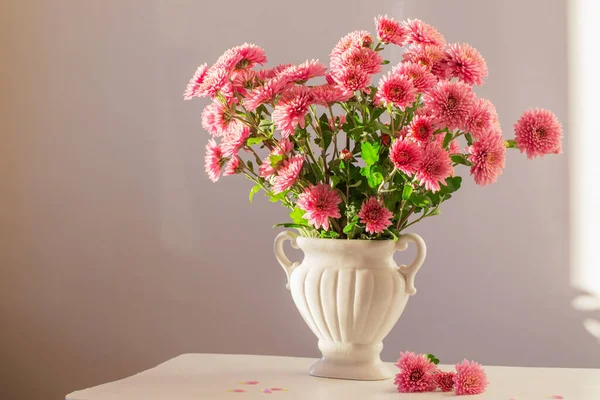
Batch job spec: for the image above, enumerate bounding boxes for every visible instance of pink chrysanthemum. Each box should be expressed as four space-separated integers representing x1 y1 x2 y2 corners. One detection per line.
311 84 353 106
201 101 232 136
393 352 437 393
390 139 422 175
393 62 437 92
443 43 488 86
332 66 371 92
280 60 328 83
358 197 393 234
514 108 563 159
297 184 342 230
375 15 407 46
407 115 436 144
272 155 304 193
183 63 209 100
454 360 488 395
435 371 456 392
334 46 382 75
244 75 289 111
466 97 500 139
204 139 225 182
468 131 506 186
403 19 446 47
416 143 453 192
402 44 447 79
271 86 314 137
257 63 294 80
215 43 267 72
376 72 417 109
223 155 243 176
231 70 258 94
424 80 476 131
259 139 294 179
197 67 229 98
221 121 251 157
330 30 374 61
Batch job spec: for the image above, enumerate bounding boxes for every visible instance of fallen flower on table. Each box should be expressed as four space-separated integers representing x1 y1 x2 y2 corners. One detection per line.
260 388 272 394
226 389 246 393
239 380 259 385
394 352 488 395
270 388 288 391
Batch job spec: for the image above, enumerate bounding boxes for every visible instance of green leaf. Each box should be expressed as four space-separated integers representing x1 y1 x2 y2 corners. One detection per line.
385 229 399 241
441 176 462 194
465 133 474 146
450 154 472 166
361 142 380 166
269 192 287 203
249 184 261 204
409 192 432 207
247 137 266 146
442 132 453 149
505 139 518 149
323 130 333 151
373 121 391 134
429 208 442 216
370 107 387 122
269 154 284 168
425 354 440 365
402 184 413 201
360 165 383 188
289 207 307 224
343 221 356 234
381 60 390 65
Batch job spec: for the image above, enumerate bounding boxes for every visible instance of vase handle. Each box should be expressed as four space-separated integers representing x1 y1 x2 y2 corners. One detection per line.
274 231 300 290
395 233 427 296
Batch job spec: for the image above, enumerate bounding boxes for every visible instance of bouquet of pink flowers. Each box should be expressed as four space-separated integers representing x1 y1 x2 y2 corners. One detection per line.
184 16 562 240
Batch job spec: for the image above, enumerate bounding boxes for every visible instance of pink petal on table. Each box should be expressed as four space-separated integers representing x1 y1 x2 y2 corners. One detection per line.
227 389 246 393
239 381 259 385
550 396 564 399
270 388 287 391
261 388 272 394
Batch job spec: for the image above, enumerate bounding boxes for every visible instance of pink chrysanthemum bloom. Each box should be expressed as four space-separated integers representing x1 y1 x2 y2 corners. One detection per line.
231 70 258 94
197 67 229 98
376 72 417 110
244 75 289 111
393 62 437 92
183 63 209 100
466 97 500 140
443 43 488 86
215 43 267 73
272 86 314 137
402 44 447 79
393 352 437 393
358 197 393 234
514 108 563 159
375 14 407 46
332 66 371 92
201 101 232 136
330 30 374 61
223 155 243 176
403 19 446 47
468 130 506 186
454 359 488 395
204 139 225 183
259 138 295 179
297 184 342 230
311 84 353 106
334 46 382 75
390 139 422 175
435 371 456 392
417 143 453 192
272 155 304 193
221 121 251 157
280 60 328 84
424 80 476 131
257 63 294 80
407 115 436 145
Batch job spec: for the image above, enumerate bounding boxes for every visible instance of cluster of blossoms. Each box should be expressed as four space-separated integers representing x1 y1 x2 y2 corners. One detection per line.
185 16 563 239
394 352 488 395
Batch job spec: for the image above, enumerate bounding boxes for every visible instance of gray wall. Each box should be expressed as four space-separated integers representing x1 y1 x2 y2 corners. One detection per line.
1 1 594 400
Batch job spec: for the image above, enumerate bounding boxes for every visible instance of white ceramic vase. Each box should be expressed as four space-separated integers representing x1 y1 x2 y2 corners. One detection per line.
274 232 426 381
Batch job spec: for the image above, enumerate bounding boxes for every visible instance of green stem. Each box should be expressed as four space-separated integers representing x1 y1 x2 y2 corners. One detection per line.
397 205 416 231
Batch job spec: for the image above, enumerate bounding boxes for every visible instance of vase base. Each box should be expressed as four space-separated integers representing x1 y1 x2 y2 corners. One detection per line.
309 358 393 381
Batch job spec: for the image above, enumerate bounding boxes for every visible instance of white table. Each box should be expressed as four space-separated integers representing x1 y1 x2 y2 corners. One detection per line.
66 353 600 399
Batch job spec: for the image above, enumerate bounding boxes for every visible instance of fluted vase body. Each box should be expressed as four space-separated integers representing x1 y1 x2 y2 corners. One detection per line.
274 233 426 380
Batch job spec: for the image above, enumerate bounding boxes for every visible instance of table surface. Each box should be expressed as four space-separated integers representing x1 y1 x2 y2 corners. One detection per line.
66 353 600 400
